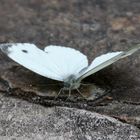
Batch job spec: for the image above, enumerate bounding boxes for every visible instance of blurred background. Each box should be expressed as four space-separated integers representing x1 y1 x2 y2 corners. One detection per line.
0 0 140 56
0 0 140 137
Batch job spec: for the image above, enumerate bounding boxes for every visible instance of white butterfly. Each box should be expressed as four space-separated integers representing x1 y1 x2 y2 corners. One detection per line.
0 43 140 94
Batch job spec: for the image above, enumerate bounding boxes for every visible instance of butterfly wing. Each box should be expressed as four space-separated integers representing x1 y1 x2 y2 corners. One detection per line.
0 43 88 81
44 45 88 80
77 44 140 81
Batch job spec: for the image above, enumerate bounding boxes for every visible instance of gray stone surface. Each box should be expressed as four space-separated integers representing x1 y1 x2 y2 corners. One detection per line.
0 93 140 140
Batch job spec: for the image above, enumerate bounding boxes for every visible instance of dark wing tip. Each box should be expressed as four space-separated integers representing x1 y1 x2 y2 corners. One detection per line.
0 43 36 55
0 43 16 54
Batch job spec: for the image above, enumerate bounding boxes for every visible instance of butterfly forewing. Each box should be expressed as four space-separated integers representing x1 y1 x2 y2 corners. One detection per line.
0 43 64 81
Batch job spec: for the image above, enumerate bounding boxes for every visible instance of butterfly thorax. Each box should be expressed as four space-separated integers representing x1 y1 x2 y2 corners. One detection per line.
63 75 81 90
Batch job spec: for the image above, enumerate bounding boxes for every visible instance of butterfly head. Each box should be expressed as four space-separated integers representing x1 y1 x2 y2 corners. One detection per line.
63 75 81 90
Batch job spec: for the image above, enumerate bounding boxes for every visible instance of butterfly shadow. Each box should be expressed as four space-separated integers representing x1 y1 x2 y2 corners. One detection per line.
86 63 140 103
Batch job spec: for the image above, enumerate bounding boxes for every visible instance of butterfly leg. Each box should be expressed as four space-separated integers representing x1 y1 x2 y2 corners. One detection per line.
76 88 86 99
54 88 63 99
65 89 71 101
68 89 71 98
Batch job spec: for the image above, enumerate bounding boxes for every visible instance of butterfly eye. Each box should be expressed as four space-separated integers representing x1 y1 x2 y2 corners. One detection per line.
22 50 28 53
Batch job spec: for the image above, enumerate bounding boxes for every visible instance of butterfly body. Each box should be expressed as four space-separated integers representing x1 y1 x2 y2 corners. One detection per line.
63 74 81 90
0 43 140 94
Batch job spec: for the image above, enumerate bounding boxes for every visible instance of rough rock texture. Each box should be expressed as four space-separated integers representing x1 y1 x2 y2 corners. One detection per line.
0 0 140 139
0 94 140 140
